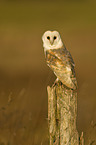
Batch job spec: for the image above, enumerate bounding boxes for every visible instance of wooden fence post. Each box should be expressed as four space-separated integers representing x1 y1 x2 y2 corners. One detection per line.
47 81 83 145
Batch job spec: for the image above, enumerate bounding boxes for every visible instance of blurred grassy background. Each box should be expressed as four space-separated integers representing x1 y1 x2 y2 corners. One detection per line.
0 0 96 144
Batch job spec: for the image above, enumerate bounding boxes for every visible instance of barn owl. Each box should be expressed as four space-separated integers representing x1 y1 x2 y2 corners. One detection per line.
42 30 77 90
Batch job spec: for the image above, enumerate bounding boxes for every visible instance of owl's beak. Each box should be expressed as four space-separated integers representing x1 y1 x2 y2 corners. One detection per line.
50 39 54 45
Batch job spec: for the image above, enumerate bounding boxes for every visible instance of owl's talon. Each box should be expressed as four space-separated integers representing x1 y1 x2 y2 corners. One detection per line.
52 78 62 87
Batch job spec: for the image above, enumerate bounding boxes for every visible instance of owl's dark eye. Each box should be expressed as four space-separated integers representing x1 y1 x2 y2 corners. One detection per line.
54 36 57 40
47 36 50 40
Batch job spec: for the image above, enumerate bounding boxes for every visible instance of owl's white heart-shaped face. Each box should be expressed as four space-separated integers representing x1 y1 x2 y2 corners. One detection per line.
42 30 63 50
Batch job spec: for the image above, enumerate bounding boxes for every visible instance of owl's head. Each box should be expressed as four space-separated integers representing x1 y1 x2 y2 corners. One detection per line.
42 30 63 50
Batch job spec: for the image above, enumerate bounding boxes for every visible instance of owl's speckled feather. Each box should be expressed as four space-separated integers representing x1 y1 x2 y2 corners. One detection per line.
42 30 77 90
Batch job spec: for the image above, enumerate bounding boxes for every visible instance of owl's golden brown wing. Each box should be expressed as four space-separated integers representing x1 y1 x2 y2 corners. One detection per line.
45 47 77 90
